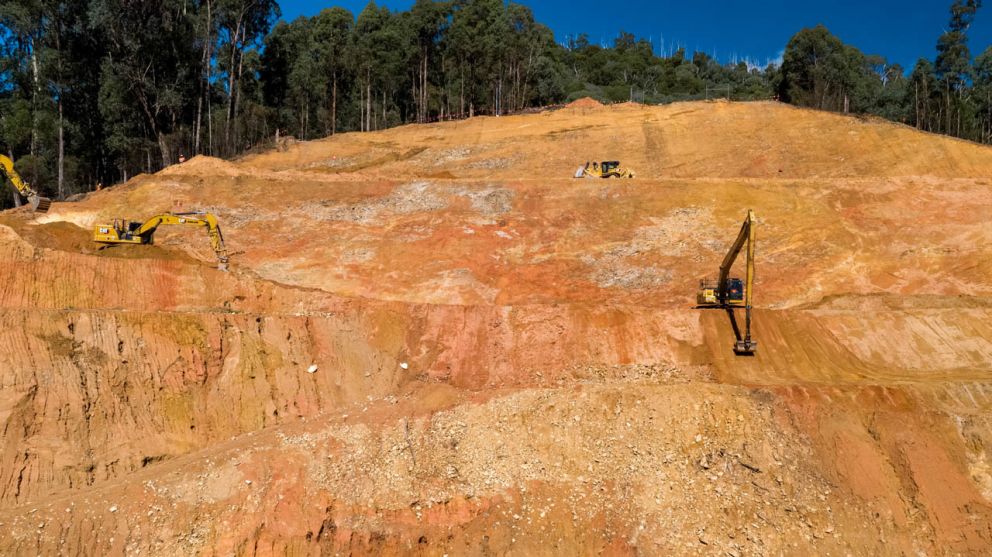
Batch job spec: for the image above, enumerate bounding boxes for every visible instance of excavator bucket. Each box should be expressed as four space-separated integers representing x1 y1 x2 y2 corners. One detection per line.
30 195 52 213
733 339 757 355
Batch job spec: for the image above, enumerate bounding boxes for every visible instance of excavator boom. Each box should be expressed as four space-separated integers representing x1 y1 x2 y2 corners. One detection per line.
0 155 52 212
717 210 755 305
93 211 230 271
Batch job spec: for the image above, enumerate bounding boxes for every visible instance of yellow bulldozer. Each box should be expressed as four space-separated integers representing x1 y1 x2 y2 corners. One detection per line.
696 209 756 355
1 155 52 212
93 212 230 271
575 161 635 179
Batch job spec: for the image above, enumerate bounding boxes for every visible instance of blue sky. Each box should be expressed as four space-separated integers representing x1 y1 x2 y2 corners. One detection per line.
278 0 992 69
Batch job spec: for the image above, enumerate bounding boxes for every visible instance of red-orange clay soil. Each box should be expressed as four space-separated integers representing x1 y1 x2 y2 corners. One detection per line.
2 100 992 555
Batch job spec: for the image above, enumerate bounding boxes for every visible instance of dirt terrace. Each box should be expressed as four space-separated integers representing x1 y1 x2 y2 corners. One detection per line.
1 99 991 555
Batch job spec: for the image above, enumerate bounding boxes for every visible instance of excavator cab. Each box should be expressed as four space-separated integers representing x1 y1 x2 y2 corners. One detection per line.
599 161 634 178
93 219 145 244
726 278 745 303
696 278 745 307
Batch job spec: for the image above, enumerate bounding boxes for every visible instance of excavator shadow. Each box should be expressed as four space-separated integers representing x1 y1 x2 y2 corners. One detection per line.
694 305 756 356
725 308 756 357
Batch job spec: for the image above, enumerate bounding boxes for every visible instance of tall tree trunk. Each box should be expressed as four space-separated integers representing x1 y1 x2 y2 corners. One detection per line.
915 82 920 129
233 42 245 149
195 94 203 154
195 0 211 154
205 0 214 154
225 15 244 153
411 70 418 123
332 72 337 135
422 50 428 122
134 84 169 167
957 88 963 138
158 132 171 167
58 97 64 199
946 82 951 135
208 87 214 154
441 52 448 120
30 36 40 158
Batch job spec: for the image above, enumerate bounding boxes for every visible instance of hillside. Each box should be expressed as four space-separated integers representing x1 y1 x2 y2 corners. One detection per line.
1 99 991 555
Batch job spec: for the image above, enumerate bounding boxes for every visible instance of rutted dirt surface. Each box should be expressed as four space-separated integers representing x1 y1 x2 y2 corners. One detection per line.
1 100 991 555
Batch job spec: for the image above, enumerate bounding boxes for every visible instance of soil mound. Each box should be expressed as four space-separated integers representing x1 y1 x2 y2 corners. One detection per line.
565 96 604 109
158 154 242 177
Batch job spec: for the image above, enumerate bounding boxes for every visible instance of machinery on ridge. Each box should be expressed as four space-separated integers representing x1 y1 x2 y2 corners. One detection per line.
696 209 756 355
93 212 230 271
576 161 635 179
1 155 52 212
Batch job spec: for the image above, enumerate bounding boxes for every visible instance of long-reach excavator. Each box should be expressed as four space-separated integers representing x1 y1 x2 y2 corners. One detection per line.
696 209 756 355
93 212 230 271
1 155 52 212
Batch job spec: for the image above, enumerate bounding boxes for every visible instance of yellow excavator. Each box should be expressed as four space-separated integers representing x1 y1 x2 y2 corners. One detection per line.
696 209 756 355
576 161 635 179
1 155 52 212
93 212 230 271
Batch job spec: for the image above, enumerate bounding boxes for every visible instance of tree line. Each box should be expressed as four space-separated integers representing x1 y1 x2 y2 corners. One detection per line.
1 0 989 207
777 0 989 142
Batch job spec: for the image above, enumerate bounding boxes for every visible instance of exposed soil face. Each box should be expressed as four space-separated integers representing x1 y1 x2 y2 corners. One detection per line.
2 101 991 555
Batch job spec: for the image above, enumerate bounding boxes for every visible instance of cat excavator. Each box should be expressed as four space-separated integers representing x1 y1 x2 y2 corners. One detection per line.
1 155 52 212
696 209 756 355
93 212 230 271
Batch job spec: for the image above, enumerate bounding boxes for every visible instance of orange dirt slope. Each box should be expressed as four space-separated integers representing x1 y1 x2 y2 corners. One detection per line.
1 100 991 555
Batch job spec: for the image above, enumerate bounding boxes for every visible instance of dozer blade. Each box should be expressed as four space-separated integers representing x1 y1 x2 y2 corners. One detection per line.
30 196 52 213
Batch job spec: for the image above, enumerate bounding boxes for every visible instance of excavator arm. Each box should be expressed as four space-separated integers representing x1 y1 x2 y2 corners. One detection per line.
0 155 52 212
94 212 230 271
195 213 229 272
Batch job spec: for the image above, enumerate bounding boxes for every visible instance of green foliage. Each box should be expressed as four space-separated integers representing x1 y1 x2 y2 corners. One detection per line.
780 25 860 110
974 47 992 142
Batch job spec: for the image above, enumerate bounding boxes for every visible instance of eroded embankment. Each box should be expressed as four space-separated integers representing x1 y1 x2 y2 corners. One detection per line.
3 377 991 555
2 220 992 555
